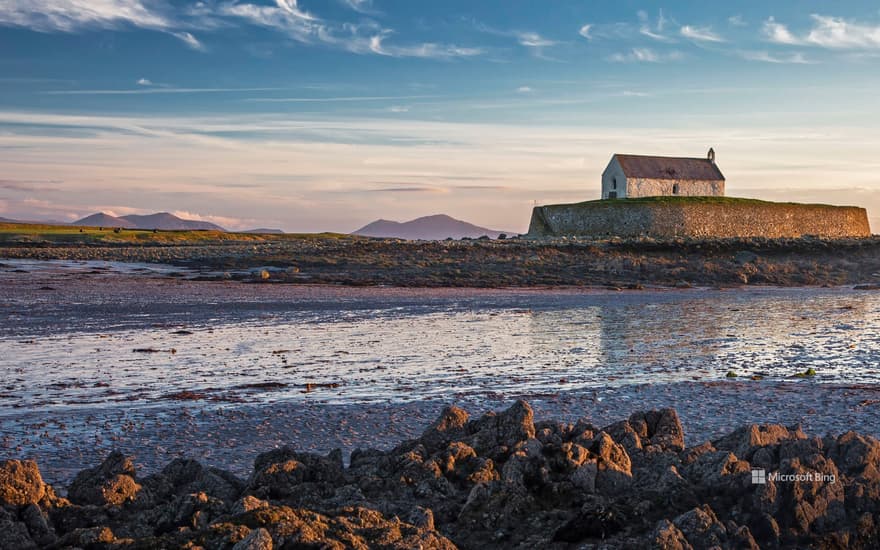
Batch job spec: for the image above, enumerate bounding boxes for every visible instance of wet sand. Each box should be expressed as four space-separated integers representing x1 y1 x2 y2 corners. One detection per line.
4 381 880 487
3 261 880 486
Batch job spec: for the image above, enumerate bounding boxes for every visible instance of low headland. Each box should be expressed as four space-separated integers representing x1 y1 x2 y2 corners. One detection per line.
2 220 880 287
2 400 879 548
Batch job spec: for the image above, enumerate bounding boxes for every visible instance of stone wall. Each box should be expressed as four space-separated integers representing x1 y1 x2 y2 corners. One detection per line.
626 178 724 198
527 199 871 239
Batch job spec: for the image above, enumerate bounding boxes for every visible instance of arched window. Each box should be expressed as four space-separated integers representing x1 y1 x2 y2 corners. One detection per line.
672 183 679 195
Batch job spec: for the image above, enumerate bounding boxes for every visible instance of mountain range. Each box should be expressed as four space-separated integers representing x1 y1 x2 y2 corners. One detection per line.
353 214 509 240
73 212 226 231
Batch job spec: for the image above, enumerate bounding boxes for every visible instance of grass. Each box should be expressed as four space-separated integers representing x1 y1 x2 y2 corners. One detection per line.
0 222 354 245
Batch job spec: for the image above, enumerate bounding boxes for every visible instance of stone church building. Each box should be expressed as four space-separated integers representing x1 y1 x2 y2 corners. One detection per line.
601 149 725 199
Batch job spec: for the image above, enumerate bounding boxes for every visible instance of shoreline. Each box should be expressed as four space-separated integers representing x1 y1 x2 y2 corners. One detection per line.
5 380 879 488
3 233 880 287
2 397 879 548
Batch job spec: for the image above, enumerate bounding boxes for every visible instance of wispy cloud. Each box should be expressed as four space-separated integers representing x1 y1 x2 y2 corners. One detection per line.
172 30 205 51
44 87 281 95
578 24 592 40
0 0 207 52
517 31 556 48
367 35 483 58
516 86 533 94
680 25 724 43
363 187 447 194
246 94 438 103
763 16 805 45
0 0 170 32
0 0 480 60
136 78 153 86
341 0 377 15
740 51 813 64
608 48 683 63
765 14 880 50
221 2 481 59
638 9 674 42
728 15 747 27
804 15 880 49
471 21 557 58
388 105 409 113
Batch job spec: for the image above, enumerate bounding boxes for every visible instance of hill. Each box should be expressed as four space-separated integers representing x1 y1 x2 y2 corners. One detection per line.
73 212 226 231
73 213 137 228
243 228 284 234
120 213 226 231
353 214 506 240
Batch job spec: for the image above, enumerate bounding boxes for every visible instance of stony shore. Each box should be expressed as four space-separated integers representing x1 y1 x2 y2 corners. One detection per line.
2 400 879 549
3 234 880 287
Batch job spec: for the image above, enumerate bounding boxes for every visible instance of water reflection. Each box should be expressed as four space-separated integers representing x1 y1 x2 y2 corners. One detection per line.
1 288 879 415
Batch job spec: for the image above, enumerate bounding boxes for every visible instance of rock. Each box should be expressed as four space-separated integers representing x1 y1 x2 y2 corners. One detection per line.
0 515 36 550
248 448 343 499
672 505 728 549
651 519 693 550
143 458 243 503
236 505 457 549
553 497 630 542
231 495 270 515
407 506 436 530
5 401 880 548
467 400 536 457
67 451 142 506
233 527 274 550
714 424 806 461
0 460 45 507
56 526 116 547
826 431 880 478
20 504 55 546
735 250 759 264
682 451 750 487
635 408 686 452
420 405 470 452
775 455 845 533
590 432 633 493
570 460 598 492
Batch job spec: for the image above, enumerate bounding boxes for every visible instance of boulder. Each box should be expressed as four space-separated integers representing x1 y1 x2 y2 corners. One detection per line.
232 526 274 550
143 458 243 503
590 432 633 493
466 400 535 456
420 405 470 452
714 424 806 461
67 451 141 506
0 460 45 507
248 448 343 499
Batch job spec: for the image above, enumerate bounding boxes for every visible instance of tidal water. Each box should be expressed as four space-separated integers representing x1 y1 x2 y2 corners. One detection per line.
2 260 879 415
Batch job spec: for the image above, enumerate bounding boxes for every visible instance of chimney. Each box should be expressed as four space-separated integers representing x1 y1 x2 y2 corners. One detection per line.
707 147 716 163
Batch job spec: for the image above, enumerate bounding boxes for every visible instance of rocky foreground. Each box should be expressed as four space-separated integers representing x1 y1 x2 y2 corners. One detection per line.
4 235 880 287
1 401 879 549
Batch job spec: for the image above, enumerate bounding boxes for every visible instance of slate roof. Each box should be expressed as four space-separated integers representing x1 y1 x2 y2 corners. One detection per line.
614 154 725 181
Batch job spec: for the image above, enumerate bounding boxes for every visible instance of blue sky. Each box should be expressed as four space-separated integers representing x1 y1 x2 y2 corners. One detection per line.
1 1 880 232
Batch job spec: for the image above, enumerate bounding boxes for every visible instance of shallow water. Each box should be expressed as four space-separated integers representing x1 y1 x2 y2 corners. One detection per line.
2 261 880 415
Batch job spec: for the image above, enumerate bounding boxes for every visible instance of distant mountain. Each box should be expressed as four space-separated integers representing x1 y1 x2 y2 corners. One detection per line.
73 213 137 228
73 212 225 231
353 214 507 240
120 213 225 231
242 228 284 234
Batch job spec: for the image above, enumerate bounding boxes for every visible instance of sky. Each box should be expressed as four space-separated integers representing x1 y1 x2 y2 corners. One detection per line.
1 1 880 233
